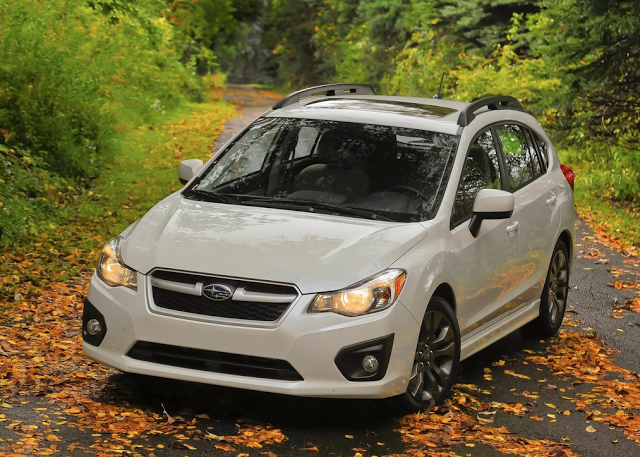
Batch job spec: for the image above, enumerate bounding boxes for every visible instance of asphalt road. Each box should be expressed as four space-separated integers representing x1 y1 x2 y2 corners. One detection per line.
0 86 638 457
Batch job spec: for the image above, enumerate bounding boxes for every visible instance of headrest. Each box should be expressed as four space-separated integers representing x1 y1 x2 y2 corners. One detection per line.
316 130 374 167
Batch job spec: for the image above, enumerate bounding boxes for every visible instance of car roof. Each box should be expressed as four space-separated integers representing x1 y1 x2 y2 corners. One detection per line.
266 95 465 135
266 85 528 136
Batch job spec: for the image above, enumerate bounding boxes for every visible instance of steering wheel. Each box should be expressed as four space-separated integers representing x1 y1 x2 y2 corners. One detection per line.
387 185 431 203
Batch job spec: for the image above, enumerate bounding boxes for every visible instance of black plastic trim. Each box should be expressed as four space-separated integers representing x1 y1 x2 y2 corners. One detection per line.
469 210 513 238
272 84 375 110
127 341 303 381
334 334 394 382
82 299 107 347
457 96 525 127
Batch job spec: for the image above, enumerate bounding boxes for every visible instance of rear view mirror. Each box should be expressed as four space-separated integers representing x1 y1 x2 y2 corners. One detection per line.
469 189 514 237
178 159 204 185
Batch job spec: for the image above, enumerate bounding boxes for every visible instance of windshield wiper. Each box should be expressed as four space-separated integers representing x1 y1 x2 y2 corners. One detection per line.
182 189 238 205
239 197 397 222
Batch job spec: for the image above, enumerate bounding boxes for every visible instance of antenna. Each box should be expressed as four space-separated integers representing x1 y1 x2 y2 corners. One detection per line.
433 73 445 99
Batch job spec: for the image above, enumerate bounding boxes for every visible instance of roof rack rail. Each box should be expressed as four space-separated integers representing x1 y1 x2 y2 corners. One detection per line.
457 96 524 127
272 84 375 110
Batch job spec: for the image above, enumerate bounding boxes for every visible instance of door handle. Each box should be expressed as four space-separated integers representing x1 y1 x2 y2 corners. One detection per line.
506 221 519 237
546 192 557 206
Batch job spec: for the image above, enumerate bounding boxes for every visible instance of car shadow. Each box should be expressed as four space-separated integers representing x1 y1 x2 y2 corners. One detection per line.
91 326 547 439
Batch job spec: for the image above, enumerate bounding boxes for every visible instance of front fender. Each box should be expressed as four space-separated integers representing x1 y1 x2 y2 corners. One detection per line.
391 216 462 323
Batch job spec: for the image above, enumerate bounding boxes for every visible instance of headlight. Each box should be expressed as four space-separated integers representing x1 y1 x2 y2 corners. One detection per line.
96 237 137 289
309 269 406 317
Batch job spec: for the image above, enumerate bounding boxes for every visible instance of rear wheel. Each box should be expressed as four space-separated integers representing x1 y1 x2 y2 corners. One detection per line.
399 296 460 412
536 240 570 336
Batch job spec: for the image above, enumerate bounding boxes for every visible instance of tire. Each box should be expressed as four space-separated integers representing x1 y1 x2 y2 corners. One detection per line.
398 296 460 412
535 240 570 336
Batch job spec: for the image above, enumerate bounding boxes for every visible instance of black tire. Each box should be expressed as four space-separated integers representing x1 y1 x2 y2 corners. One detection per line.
535 240 570 336
398 296 460 412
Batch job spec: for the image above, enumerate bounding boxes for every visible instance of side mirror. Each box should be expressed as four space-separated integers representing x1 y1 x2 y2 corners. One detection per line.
469 189 514 238
178 159 204 185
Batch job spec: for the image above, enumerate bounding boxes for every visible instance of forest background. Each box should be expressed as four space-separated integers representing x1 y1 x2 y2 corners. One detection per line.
0 0 638 302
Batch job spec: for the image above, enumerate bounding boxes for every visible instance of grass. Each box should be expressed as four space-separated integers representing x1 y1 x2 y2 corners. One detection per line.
0 92 236 308
558 149 640 251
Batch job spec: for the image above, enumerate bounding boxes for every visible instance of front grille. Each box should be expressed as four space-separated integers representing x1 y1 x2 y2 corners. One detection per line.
152 288 289 321
149 270 298 322
127 341 303 381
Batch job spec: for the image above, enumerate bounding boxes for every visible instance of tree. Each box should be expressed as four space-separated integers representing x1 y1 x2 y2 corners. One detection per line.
263 0 323 87
540 0 640 147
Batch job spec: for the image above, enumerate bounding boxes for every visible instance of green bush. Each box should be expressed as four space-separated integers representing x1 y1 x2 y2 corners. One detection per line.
0 0 201 244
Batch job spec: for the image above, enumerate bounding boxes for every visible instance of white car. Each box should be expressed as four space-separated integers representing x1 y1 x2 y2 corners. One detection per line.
83 84 575 411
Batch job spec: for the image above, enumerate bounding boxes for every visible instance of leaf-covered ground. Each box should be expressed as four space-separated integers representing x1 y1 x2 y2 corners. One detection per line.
1 87 639 457
1 263 638 456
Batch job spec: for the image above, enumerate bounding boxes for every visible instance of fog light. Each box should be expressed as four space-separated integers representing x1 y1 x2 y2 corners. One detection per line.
362 355 379 373
86 318 102 336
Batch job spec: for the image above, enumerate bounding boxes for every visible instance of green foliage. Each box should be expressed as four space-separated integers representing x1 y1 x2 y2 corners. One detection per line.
385 24 560 107
163 0 263 73
263 0 323 87
410 0 540 52
0 0 200 245
313 0 412 85
535 0 640 203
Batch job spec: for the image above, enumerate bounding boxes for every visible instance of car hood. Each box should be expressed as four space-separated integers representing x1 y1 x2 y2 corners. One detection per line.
121 193 427 293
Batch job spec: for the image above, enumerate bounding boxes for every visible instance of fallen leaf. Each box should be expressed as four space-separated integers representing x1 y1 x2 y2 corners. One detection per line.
214 442 236 451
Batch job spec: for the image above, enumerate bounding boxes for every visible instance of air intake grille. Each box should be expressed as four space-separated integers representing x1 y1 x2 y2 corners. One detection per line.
127 341 303 381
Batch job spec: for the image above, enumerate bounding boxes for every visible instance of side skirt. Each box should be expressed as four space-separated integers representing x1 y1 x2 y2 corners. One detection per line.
460 300 540 361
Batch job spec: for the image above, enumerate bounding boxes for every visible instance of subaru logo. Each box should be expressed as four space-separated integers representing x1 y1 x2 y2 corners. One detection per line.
202 284 233 301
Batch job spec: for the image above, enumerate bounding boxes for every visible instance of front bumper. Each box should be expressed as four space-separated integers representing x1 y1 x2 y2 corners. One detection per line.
82 273 420 399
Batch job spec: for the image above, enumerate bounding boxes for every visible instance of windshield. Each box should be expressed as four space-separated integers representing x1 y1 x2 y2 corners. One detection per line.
189 118 459 222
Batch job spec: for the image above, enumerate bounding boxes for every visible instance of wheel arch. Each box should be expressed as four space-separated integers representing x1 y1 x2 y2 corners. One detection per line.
430 283 456 314
557 229 574 270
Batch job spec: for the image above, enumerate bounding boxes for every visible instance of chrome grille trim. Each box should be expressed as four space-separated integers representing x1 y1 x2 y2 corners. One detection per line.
232 287 298 303
150 277 203 296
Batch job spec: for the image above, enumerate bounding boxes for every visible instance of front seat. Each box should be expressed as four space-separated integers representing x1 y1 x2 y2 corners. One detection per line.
292 131 371 202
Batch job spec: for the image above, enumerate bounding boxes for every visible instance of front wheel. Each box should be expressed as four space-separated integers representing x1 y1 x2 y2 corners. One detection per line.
535 240 570 336
398 296 460 412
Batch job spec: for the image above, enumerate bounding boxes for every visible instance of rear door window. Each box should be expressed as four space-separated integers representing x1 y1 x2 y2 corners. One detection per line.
495 124 544 191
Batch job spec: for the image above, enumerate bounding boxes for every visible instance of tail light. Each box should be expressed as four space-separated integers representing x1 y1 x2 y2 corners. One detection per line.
560 164 574 190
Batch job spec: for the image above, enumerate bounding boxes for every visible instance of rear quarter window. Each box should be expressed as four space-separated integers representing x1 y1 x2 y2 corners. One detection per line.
533 132 550 169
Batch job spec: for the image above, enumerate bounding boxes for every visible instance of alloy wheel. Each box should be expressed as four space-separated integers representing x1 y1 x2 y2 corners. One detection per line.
547 248 569 326
407 309 456 405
